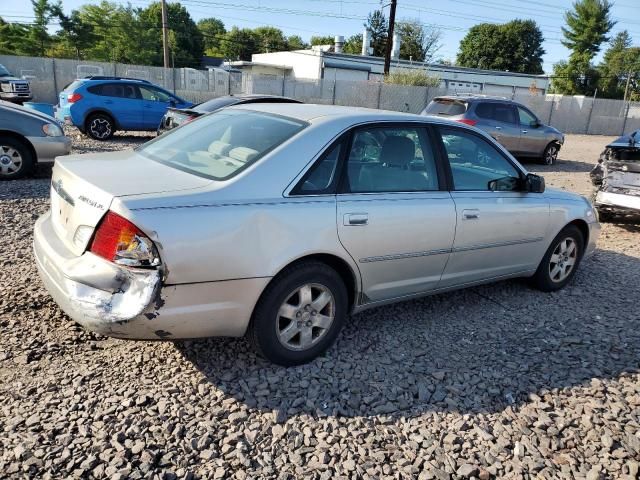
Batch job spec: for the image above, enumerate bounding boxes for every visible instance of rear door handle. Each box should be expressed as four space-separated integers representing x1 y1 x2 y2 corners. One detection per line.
462 209 479 220
494 126 502 130
104 100 113 104
521 130 528 134
344 213 368 226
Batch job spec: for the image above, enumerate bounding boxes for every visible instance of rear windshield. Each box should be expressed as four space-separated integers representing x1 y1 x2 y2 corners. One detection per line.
138 109 307 180
425 99 468 116
193 97 240 113
63 80 85 92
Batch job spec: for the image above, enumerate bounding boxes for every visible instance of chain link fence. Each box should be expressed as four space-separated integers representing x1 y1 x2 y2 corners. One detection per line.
2 54 638 136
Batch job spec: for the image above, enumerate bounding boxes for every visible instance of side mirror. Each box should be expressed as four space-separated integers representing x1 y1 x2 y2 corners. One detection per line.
530 119 540 128
525 173 545 193
488 176 520 192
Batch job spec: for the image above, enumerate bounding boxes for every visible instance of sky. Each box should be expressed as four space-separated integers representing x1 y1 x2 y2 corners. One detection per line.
3 0 640 73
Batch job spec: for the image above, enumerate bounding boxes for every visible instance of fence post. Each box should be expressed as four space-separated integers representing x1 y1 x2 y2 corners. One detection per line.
113 62 117 77
172 67 177 94
621 102 630 135
51 58 58 98
547 95 555 125
585 90 597 135
376 81 382 109
332 78 336 105
282 72 285 96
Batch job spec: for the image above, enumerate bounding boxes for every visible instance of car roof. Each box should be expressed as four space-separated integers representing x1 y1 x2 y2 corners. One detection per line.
229 103 431 123
434 95 513 103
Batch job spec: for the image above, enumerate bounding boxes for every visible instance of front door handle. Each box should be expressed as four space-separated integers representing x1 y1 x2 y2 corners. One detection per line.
521 130 528 134
344 213 368 226
462 209 479 220
494 126 502 130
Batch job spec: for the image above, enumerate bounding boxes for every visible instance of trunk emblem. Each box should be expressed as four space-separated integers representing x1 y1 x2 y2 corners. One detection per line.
52 178 75 206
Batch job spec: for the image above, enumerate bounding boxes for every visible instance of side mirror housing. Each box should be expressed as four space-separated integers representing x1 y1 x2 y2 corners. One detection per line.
526 173 545 193
530 119 541 128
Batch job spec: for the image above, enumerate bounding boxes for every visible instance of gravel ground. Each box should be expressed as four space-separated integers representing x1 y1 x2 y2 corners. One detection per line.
1 131 639 480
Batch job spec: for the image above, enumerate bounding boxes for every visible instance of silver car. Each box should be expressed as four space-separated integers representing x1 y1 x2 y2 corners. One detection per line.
422 96 564 165
33 104 599 365
0 100 71 179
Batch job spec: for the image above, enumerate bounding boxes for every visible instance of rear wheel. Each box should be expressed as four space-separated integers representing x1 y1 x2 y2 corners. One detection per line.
248 261 348 366
542 142 559 165
530 225 584 292
86 113 115 140
0 136 34 180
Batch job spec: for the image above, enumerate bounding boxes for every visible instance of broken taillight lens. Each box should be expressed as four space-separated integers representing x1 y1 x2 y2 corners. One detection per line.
457 118 477 126
89 211 160 267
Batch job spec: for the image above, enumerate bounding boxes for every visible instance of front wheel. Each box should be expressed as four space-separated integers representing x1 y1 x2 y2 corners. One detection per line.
530 225 584 292
0 136 35 180
86 113 115 140
248 261 348 366
542 142 559 165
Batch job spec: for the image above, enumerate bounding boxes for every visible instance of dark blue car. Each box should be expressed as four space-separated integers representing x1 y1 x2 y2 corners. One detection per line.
55 76 192 140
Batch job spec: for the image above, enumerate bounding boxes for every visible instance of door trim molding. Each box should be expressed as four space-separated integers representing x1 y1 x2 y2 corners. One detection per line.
453 236 544 253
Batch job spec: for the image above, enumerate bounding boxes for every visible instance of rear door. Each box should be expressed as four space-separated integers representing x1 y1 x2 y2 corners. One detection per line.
335 123 456 302
474 102 521 153
90 83 144 130
517 106 548 156
436 126 549 287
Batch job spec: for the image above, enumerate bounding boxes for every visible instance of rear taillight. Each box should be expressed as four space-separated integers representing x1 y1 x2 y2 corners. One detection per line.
89 211 160 267
67 93 83 103
457 119 477 126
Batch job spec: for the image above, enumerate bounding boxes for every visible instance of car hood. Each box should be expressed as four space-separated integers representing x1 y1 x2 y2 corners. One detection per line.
0 75 24 82
0 100 56 123
543 186 586 202
606 129 640 149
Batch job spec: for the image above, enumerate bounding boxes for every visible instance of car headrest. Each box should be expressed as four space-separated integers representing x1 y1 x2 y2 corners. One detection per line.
380 136 415 168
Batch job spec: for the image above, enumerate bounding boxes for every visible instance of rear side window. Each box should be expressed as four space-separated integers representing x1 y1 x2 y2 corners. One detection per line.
475 102 517 124
425 99 467 116
88 83 139 99
63 80 85 92
292 141 343 195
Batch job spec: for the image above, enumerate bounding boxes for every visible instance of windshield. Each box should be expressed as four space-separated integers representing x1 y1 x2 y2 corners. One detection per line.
425 99 468 116
138 109 307 180
0 64 12 77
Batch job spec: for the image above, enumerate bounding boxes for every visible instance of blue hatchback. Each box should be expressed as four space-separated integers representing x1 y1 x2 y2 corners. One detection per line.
56 77 192 140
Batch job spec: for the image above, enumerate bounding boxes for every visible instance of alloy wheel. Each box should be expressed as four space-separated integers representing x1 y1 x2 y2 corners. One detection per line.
545 145 558 165
275 283 335 351
90 118 112 139
0 145 23 175
549 237 577 283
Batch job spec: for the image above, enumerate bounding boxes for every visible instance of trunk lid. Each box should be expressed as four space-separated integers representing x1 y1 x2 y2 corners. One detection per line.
50 150 211 255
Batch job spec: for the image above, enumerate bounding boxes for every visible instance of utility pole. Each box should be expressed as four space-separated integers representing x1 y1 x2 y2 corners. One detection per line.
161 0 170 68
383 0 397 75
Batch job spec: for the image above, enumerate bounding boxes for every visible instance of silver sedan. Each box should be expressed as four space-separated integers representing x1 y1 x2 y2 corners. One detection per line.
34 104 600 365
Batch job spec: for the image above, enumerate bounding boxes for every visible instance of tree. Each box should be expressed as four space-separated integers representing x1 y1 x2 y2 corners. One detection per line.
198 18 225 56
221 27 258 60
552 0 615 95
138 2 204 68
396 20 441 62
0 19 31 55
286 35 307 50
310 35 334 46
253 26 287 53
53 10 97 59
597 31 640 99
24 0 62 56
344 33 363 54
561 0 615 57
457 20 544 74
365 10 387 57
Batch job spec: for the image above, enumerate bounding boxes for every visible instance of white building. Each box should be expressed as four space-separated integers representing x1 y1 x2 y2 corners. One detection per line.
243 48 549 95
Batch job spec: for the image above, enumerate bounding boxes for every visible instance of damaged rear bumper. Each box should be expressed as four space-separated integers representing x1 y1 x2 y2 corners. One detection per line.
594 191 640 215
33 211 270 339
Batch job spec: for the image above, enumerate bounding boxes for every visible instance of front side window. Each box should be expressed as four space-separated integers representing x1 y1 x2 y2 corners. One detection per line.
138 110 307 180
140 86 171 102
439 127 521 191
343 126 439 193
518 107 537 126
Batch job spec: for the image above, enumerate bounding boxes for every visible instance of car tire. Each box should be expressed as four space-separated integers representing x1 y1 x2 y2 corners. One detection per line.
85 113 115 140
0 136 35 180
542 142 560 165
248 261 348 366
530 225 584 292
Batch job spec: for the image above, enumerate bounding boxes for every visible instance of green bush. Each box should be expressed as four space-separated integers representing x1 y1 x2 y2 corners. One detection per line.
384 70 441 87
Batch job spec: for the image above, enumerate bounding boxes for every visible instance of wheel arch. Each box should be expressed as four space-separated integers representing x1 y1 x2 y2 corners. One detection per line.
567 218 589 248
258 253 360 314
0 130 37 164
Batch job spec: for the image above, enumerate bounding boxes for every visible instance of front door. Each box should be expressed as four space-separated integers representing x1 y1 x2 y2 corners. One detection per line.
140 85 174 130
336 124 456 302
436 126 550 287
517 106 548 156
96 83 144 130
